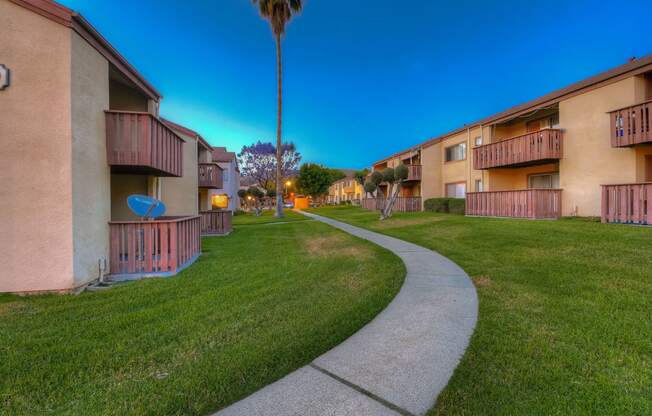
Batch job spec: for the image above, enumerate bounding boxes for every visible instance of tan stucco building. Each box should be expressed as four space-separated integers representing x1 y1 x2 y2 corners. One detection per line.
371 55 652 223
0 0 230 293
327 171 364 204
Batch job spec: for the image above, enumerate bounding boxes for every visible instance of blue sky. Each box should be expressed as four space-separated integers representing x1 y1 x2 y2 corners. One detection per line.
61 0 652 168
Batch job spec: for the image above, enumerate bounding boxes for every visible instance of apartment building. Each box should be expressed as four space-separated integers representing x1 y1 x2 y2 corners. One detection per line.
0 0 230 293
370 55 652 224
327 171 363 204
161 120 233 237
209 147 241 212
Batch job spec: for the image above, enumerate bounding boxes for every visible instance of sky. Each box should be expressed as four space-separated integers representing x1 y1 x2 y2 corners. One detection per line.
60 0 652 169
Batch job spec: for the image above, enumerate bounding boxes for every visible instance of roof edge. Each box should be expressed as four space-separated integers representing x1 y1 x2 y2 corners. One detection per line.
372 53 652 166
10 0 162 101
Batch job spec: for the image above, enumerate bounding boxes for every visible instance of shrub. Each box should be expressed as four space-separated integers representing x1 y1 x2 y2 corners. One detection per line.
448 198 466 214
424 198 450 212
423 198 465 214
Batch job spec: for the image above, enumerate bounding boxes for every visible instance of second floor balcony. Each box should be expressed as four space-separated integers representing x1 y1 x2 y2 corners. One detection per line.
609 100 652 147
473 129 563 170
198 163 223 189
106 111 184 177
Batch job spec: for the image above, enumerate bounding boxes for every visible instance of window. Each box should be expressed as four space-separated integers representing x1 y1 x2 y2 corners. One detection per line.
474 136 483 146
211 194 229 209
528 173 559 189
223 170 229 183
446 182 466 198
445 143 466 162
475 179 483 192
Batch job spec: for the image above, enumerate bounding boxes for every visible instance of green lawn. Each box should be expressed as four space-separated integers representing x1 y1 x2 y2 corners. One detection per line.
0 218 404 415
232 209 307 225
307 206 652 415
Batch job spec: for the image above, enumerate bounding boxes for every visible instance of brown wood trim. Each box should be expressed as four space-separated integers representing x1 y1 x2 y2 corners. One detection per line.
109 215 200 225
606 98 652 114
9 0 73 26
10 0 162 100
71 17 161 100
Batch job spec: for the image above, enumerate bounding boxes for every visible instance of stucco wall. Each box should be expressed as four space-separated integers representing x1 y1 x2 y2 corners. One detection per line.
486 163 559 191
160 131 198 216
70 31 111 287
420 142 442 200
109 78 148 111
559 78 639 216
111 174 149 220
0 2 74 292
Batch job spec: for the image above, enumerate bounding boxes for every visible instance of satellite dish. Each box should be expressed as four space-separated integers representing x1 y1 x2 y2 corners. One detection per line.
127 195 166 220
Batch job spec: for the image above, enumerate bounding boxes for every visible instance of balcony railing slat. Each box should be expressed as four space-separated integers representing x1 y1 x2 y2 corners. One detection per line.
473 129 563 169
200 211 233 235
601 183 652 224
108 216 201 276
466 189 562 219
106 111 184 177
198 163 223 188
609 100 652 147
361 197 422 212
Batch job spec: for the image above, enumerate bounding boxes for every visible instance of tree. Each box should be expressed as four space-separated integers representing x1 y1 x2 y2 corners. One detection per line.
247 186 265 216
238 141 301 192
354 168 370 187
253 0 303 219
237 189 248 208
364 164 409 220
296 163 337 202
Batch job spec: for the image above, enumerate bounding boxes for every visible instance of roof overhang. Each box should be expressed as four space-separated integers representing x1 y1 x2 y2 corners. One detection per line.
10 0 162 101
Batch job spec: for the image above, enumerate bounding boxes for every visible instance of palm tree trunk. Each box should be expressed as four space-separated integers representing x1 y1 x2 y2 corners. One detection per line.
275 33 284 218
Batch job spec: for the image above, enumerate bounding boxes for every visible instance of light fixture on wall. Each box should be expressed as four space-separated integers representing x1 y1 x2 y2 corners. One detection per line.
0 64 10 90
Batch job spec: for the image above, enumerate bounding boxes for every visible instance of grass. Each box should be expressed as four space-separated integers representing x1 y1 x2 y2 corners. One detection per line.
307 206 652 415
232 209 307 225
0 216 404 415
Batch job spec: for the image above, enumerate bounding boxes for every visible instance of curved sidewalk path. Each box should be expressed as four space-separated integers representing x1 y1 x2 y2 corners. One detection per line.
215 211 478 416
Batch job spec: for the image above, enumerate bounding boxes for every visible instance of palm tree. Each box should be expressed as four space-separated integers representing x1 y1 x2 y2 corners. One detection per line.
253 0 302 218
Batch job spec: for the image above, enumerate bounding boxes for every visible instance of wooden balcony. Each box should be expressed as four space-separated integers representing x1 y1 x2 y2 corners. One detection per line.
108 216 201 279
609 100 652 147
198 163 223 189
601 183 652 225
106 111 184 177
200 211 233 235
466 189 562 219
406 164 422 181
361 196 422 212
473 129 563 169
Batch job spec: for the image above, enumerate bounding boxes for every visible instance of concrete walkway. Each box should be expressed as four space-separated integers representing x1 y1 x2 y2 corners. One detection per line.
214 211 478 416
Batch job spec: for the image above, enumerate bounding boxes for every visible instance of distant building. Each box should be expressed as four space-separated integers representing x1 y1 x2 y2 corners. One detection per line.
327 170 364 204
209 148 241 212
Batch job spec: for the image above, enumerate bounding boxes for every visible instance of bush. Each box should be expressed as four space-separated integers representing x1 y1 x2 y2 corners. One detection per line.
448 198 466 214
424 198 450 212
424 197 465 214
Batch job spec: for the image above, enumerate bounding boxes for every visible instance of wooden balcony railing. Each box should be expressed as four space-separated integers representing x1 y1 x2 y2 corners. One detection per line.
200 211 233 235
473 129 563 170
108 216 200 277
361 196 422 212
106 111 184 177
466 189 562 219
406 164 422 181
601 183 652 225
609 100 652 147
198 163 223 188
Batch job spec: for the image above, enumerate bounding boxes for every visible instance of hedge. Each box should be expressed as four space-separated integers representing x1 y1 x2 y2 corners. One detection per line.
424 197 465 214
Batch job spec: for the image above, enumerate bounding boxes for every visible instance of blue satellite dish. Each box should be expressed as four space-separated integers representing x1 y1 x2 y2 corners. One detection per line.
127 195 166 219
